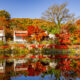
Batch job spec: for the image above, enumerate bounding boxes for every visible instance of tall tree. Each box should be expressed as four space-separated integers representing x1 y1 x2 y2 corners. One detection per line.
41 2 74 33
0 10 10 20
0 10 11 40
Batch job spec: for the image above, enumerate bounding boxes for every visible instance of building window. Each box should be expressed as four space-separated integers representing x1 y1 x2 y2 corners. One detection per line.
16 36 22 40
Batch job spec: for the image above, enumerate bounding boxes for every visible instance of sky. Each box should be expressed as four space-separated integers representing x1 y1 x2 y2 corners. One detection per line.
0 0 80 19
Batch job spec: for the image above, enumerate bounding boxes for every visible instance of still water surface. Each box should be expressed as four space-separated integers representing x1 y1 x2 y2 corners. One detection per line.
0 56 80 80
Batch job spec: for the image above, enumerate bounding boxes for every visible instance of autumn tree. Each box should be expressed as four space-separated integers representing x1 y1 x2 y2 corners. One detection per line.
0 17 8 27
0 10 10 20
0 10 10 28
0 10 11 40
41 2 74 33
26 26 48 42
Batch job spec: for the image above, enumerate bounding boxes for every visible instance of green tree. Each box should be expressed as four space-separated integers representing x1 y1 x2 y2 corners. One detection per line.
41 2 74 33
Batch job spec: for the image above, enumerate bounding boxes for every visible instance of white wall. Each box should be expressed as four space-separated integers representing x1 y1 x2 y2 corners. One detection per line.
0 30 6 42
14 31 27 42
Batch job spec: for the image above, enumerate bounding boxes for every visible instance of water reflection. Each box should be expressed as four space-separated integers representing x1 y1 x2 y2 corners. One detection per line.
0 56 80 80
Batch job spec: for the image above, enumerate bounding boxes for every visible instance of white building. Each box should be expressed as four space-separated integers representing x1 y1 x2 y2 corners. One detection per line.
0 28 6 42
13 30 28 43
45 31 55 40
49 34 55 39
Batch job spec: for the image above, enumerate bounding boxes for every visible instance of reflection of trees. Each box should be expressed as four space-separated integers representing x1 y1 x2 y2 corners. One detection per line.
1 58 80 80
41 68 61 80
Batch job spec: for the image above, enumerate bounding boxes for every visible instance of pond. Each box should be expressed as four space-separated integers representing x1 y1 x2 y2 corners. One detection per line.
0 54 80 80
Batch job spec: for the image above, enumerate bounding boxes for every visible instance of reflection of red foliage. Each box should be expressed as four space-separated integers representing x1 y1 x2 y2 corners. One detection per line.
28 66 35 76
57 60 72 71
47 44 54 48
55 54 67 59
54 45 68 49
29 55 74 60
27 61 46 76
72 61 80 74
35 61 46 72
63 60 72 64
60 65 71 71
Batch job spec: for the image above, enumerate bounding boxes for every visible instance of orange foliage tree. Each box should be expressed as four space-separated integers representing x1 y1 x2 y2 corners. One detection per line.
27 26 48 42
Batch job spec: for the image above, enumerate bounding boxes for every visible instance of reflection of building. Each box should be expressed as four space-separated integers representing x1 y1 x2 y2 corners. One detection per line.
13 31 28 43
0 28 6 42
14 59 27 71
0 61 6 73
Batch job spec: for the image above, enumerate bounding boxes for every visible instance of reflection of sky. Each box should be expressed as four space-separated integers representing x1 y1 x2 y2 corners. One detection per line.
11 75 80 80
11 74 55 80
